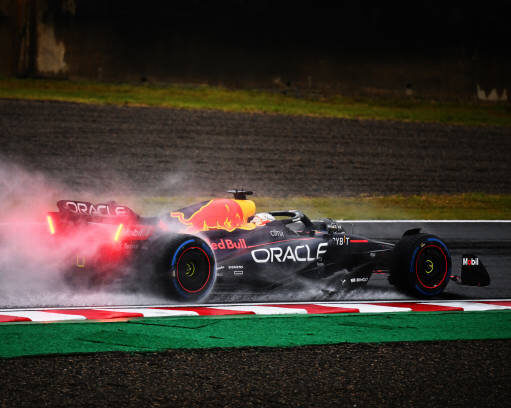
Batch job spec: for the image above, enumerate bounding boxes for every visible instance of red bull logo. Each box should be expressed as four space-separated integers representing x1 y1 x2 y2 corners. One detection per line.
170 199 256 232
210 239 247 250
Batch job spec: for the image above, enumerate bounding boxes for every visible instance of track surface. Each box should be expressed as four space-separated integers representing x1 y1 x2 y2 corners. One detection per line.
1 99 510 195
1 340 510 407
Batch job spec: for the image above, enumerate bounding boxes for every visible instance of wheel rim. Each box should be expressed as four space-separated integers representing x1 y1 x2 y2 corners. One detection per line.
175 247 211 293
184 260 197 277
415 244 448 289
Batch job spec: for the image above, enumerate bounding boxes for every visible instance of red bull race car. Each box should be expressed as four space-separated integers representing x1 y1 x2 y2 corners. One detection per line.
46 190 489 301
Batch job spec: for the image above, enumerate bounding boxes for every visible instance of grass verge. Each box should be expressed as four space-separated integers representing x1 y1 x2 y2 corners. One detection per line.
2 311 511 358
136 193 511 220
1 77 510 127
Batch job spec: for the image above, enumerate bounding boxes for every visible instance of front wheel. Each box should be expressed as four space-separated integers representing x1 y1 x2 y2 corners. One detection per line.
390 233 451 298
156 235 216 302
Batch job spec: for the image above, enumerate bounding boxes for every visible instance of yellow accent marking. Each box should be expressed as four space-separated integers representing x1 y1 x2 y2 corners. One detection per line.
114 223 123 241
236 199 256 219
76 256 86 268
425 259 434 274
47 215 55 234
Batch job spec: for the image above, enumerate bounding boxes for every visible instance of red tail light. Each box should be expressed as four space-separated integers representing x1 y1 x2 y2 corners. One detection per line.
47 215 56 234
114 223 123 241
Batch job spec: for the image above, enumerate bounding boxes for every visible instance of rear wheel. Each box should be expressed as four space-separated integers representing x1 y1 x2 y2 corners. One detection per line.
390 233 451 297
156 236 216 302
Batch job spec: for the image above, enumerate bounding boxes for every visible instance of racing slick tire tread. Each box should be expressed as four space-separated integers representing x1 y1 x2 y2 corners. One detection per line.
154 235 216 302
390 233 451 298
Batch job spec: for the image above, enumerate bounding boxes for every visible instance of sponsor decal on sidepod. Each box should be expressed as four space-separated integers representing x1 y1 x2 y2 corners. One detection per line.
251 243 328 263
210 239 247 250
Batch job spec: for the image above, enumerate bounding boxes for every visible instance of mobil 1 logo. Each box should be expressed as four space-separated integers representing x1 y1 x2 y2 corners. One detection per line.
462 256 479 266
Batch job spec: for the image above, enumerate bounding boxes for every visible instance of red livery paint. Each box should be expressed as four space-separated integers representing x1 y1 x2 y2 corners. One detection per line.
171 199 254 232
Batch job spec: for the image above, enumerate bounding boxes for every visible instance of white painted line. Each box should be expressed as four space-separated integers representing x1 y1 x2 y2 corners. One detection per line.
218 305 308 315
317 303 412 313
0 311 87 322
98 308 199 317
426 302 511 311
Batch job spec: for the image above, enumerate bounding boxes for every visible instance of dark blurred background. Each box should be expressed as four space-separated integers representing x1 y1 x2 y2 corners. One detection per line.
0 0 510 100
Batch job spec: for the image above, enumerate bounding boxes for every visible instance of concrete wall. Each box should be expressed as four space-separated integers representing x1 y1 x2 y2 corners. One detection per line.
1 0 509 101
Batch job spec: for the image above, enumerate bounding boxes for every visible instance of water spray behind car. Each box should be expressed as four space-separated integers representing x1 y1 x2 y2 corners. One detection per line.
0 160 171 307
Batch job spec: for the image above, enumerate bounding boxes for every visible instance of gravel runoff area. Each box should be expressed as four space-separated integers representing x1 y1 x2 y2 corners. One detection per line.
1 340 510 407
1 99 510 196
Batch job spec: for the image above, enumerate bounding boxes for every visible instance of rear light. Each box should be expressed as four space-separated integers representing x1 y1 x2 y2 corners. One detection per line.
114 223 123 241
47 215 56 234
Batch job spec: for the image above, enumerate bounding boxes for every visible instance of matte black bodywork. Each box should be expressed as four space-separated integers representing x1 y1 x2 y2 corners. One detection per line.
169 211 395 293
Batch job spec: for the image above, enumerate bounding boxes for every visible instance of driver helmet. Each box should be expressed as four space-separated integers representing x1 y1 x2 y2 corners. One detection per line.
250 212 275 226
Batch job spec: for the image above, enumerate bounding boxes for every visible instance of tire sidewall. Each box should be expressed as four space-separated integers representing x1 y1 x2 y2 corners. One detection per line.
163 236 216 302
408 236 451 296
393 234 451 297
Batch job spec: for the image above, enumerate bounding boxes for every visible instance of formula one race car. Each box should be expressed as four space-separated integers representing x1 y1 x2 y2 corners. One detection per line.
46 190 490 301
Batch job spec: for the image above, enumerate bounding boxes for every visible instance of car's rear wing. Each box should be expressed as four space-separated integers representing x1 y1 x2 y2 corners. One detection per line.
47 200 138 235
55 200 139 223
46 200 154 242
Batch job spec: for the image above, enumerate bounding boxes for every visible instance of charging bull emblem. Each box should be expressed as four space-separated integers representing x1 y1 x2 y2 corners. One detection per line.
170 199 256 232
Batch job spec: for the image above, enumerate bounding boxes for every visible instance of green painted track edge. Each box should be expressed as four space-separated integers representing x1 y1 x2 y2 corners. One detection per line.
1 310 511 358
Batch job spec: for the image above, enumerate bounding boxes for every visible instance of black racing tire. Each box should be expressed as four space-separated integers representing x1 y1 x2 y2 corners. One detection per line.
390 233 451 298
155 235 216 302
